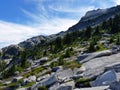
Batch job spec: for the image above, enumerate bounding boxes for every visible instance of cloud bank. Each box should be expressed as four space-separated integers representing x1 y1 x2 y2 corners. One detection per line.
0 20 40 48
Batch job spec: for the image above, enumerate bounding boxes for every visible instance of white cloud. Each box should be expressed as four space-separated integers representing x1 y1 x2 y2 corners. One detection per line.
21 1 96 34
49 5 95 13
113 0 120 5
0 20 41 48
36 18 78 34
21 4 81 34
0 18 78 48
0 0 117 48
21 8 78 34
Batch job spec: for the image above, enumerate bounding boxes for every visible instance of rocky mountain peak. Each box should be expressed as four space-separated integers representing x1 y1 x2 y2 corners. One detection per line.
81 8 107 21
68 5 120 32
18 35 48 49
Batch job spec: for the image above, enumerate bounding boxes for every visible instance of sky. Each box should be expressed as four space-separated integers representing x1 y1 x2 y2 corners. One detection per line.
0 0 120 48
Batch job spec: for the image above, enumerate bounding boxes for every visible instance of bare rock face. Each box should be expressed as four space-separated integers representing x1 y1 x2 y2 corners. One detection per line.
1 35 49 59
18 31 66 49
81 9 107 22
68 5 120 32
91 70 117 86
109 81 120 90
18 35 48 48
2 45 23 59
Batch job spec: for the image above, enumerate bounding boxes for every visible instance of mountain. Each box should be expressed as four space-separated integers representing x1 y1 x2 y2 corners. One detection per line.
1 45 23 59
18 35 49 49
1 32 66 59
18 31 66 49
1 5 120 90
19 5 120 48
1 5 120 59
68 5 120 32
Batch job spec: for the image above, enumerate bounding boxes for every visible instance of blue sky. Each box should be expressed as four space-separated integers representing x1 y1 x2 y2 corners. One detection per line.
0 0 119 48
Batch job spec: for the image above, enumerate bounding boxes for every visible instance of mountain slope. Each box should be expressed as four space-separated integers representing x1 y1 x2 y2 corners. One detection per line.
1 5 120 59
68 5 120 32
18 5 120 49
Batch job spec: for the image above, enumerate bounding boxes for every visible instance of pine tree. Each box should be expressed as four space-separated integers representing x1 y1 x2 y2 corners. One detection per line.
54 37 63 51
63 33 73 45
93 26 100 35
84 26 92 38
21 51 27 68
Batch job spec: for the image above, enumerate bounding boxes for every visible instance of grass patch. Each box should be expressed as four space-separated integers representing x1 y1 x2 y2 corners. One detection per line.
38 86 48 90
21 82 36 88
76 78 93 87
0 82 4 86
24 67 44 78
96 44 107 52
64 60 82 69
7 82 17 87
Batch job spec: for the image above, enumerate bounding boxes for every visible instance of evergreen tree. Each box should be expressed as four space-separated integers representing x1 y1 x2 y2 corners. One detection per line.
58 57 65 65
63 33 73 45
84 26 92 38
88 43 96 52
116 36 120 45
93 26 100 35
54 37 63 51
2 63 16 79
111 15 120 33
21 51 27 68
88 38 97 52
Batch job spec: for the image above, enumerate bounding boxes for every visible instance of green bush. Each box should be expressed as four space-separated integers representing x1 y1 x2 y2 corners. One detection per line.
62 48 73 58
88 43 96 52
38 86 48 90
76 78 93 87
24 67 44 78
50 61 58 68
58 57 65 65
77 78 92 83
0 61 7 72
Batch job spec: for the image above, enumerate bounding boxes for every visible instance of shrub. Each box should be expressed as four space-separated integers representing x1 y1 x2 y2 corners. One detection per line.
38 86 48 90
76 78 93 88
62 48 73 58
58 57 65 65
50 61 58 68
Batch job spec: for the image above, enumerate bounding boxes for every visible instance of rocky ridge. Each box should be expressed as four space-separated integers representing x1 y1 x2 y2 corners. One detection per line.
1 5 120 59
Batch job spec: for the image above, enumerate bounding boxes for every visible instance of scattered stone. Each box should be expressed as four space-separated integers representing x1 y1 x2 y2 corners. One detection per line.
17 87 28 90
56 81 75 90
3 81 11 85
12 76 23 82
14 71 20 75
52 66 63 72
74 86 109 90
49 82 60 90
21 78 28 86
37 74 50 82
91 70 117 86
27 75 36 82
